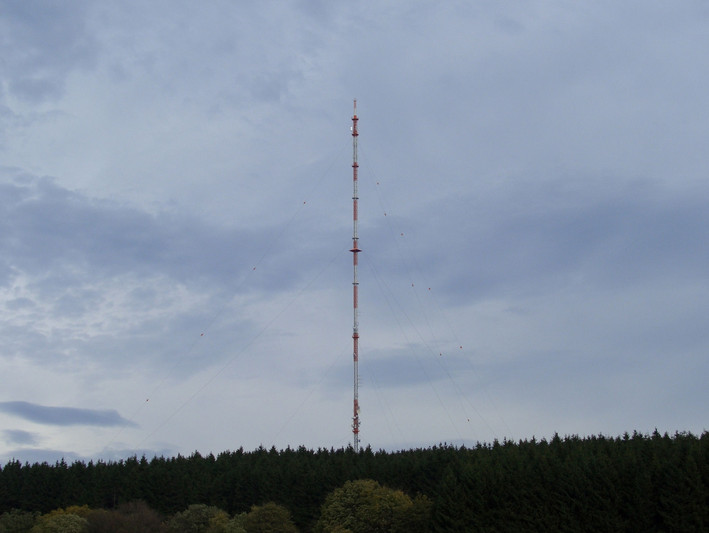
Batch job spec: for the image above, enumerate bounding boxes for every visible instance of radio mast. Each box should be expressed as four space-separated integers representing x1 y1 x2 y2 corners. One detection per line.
350 100 361 452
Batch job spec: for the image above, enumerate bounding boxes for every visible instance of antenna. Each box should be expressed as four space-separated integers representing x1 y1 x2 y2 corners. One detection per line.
350 99 361 452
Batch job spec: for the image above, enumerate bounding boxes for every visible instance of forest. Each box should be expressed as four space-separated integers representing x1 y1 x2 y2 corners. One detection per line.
1 430 707 532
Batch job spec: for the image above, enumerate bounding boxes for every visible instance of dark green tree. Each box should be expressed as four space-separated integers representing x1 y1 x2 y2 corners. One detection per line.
0 509 38 533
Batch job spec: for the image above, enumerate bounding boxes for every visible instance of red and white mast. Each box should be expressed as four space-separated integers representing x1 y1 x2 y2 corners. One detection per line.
350 100 361 452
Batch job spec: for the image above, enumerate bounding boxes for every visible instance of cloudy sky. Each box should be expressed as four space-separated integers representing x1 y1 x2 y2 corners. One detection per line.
1 0 708 464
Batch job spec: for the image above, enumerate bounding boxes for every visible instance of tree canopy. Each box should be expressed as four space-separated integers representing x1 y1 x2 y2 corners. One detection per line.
1 431 708 531
315 479 431 533
243 502 297 533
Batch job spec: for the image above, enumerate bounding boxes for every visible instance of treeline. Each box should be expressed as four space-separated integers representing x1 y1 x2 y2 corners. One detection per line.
1 431 708 531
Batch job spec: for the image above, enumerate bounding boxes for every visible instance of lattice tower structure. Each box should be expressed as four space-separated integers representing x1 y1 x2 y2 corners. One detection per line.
350 100 361 452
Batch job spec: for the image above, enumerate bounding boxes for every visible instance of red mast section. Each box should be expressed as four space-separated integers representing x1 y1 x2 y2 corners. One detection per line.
350 99 361 452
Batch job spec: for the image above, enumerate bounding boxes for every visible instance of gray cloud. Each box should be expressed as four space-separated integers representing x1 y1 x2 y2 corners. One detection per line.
0 401 137 428
377 179 709 304
326 348 474 390
1 448 82 465
2 429 39 446
0 173 336 294
1 1 708 463
0 0 97 103
0 171 344 378
1 445 174 465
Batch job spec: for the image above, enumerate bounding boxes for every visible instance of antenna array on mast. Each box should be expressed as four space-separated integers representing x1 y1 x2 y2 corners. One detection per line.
350 100 361 452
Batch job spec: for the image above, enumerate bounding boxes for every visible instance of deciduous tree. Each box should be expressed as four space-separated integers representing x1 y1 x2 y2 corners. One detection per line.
243 503 297 533
30 513 87 533
315 479 431 533
0 508 38 533
165 504 230 533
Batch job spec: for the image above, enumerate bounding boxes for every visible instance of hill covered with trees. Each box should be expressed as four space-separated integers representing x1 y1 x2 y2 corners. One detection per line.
1 430 707 531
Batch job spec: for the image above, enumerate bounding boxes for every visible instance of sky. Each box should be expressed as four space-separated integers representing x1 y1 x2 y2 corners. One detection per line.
1 0 708 465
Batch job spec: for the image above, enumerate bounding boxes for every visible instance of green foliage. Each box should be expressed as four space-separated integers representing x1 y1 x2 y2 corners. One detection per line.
165 504 231 533
222 514 247 533
0 509 38 533
243 502 297 533
85 501 163 533
49 509 89 520
315 479 431 533
30 513 87 533
1 432 708 531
